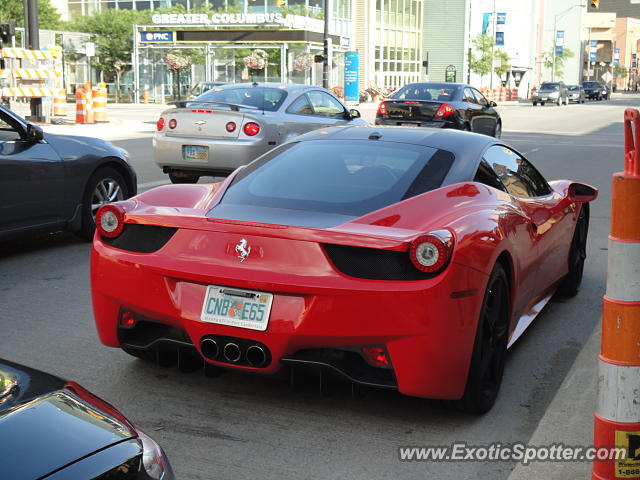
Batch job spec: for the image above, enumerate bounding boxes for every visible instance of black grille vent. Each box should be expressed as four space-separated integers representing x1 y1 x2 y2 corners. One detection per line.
322 244 436 280
102 224 178 253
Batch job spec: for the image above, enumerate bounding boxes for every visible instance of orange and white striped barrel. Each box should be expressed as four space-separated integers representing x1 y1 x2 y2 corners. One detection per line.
511 88 519 100
499 87 507 101
84 84 94 124
53 89 66 116
92 85 108 123
75 88 87 124
593 108 640 479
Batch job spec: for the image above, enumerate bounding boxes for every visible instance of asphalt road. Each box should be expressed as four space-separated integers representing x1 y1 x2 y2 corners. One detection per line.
1 95 636 479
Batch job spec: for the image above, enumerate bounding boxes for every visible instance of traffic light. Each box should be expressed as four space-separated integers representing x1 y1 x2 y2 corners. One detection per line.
591 0 599 8
0 23 15 46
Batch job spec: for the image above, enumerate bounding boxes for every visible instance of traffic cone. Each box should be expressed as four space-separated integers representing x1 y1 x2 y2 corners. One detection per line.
592 108 640 479
92 84 108 123
53 89 66 117
75 87 87 124
85 84 94 124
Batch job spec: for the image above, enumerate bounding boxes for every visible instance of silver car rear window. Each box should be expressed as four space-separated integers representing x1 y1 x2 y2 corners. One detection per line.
194 87 287 111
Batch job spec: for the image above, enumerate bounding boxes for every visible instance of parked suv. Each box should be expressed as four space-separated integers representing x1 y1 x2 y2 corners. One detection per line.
532 81 569 106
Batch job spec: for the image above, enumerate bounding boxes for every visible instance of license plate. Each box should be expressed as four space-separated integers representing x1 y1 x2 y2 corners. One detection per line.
183 145 209 161
200 285 273 331
400 122 420 127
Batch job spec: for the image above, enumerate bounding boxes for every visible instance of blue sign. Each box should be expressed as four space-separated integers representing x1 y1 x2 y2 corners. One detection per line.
497 12 506 24
614 48 620 66
556 30 564 39
344 51 359 103
556 46 564 57
140 31 174 42
495 32 504 46
482 13 491 35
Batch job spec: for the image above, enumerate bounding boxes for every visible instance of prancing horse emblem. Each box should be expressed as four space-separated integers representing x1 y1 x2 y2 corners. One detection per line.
235 239 251 262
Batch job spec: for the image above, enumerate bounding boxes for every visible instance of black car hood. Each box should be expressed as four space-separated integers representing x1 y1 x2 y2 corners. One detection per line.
0 360 137 479
44 132 125 161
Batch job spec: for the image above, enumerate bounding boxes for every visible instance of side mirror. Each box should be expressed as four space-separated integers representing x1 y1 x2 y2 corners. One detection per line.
26 124 44 143
489 101 498 107
568 182 598 203
347 109 361 119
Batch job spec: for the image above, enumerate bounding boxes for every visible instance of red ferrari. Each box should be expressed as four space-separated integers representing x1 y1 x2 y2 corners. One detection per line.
91 126 597 413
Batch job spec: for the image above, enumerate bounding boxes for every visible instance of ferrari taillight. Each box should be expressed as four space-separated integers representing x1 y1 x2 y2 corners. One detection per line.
435 103 455 118
96 203 125 239
377 101 388 116
168 118 177 129
409 230 454 273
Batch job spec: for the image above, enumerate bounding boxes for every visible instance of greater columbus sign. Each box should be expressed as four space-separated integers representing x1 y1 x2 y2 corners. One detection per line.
151 12 323 31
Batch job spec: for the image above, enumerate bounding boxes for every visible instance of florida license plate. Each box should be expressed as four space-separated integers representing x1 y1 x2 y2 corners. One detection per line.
200 285 273 331
183 145 209 161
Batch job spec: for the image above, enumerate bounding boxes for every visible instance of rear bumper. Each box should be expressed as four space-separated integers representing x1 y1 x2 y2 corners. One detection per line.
91 233 488 400
153 133 270 174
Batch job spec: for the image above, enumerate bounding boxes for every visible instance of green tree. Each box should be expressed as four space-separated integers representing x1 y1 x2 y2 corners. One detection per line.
543 47 575 79
614 65 627 79
469 34 494 83
494 49 510 78
0 0 62 31
68 9 150 100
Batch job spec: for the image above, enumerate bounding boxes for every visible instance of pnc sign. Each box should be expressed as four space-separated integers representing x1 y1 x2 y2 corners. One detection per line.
140 31 175 42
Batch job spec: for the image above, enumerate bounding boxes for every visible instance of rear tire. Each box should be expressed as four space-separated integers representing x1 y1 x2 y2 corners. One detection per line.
453 263 509 414
169 172 200 184
493 122 502 138
533 102 537 106
541 102 545 106
558 206 588 297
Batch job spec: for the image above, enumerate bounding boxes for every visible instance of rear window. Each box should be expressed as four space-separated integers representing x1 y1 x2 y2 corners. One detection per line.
393 84 459 102
540 83 559 90
194 87 287 111
212 140 454 218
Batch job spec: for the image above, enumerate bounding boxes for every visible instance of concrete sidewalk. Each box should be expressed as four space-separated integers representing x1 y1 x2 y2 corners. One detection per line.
507 324 599 479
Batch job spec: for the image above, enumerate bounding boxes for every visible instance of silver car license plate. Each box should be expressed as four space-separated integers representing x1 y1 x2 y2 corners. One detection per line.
183 145 209 162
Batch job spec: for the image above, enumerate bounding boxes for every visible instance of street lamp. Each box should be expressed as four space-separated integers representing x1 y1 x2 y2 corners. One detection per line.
552 3 585 82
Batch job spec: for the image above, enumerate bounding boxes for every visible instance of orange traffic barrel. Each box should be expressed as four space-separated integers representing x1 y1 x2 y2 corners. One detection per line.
53 89 66 116
85 85 94 124
592 109 640 479
92 85 108 123
75 87 87 124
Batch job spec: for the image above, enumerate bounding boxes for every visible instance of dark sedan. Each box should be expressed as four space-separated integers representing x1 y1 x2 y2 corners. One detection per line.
0 359 175 479
374 82 501 137
0 105 136 241
583 81 607 100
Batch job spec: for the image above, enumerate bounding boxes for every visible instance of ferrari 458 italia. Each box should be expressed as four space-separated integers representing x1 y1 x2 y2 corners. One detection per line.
92 126 596 413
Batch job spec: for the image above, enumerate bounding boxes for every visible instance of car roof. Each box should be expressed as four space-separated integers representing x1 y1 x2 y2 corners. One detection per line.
295 125 500 186
398 82 469 89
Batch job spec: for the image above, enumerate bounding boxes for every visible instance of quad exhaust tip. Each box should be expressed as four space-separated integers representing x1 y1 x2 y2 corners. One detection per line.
200 338 219 359
223 342 242 363
246 345 267 367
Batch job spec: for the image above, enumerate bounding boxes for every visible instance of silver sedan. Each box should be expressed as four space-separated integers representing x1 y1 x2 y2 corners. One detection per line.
154 83 368 183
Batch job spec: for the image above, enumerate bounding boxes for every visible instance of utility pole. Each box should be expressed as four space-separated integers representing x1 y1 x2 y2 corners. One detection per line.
489 0 496 91
25 0 44 121
322 0 331 89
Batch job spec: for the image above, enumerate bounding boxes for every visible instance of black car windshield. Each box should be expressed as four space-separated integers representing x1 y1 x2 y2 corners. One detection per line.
540 83 559 90
393 84 459 102
193 87 287 111
583 81 600 87
209 140 454 223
